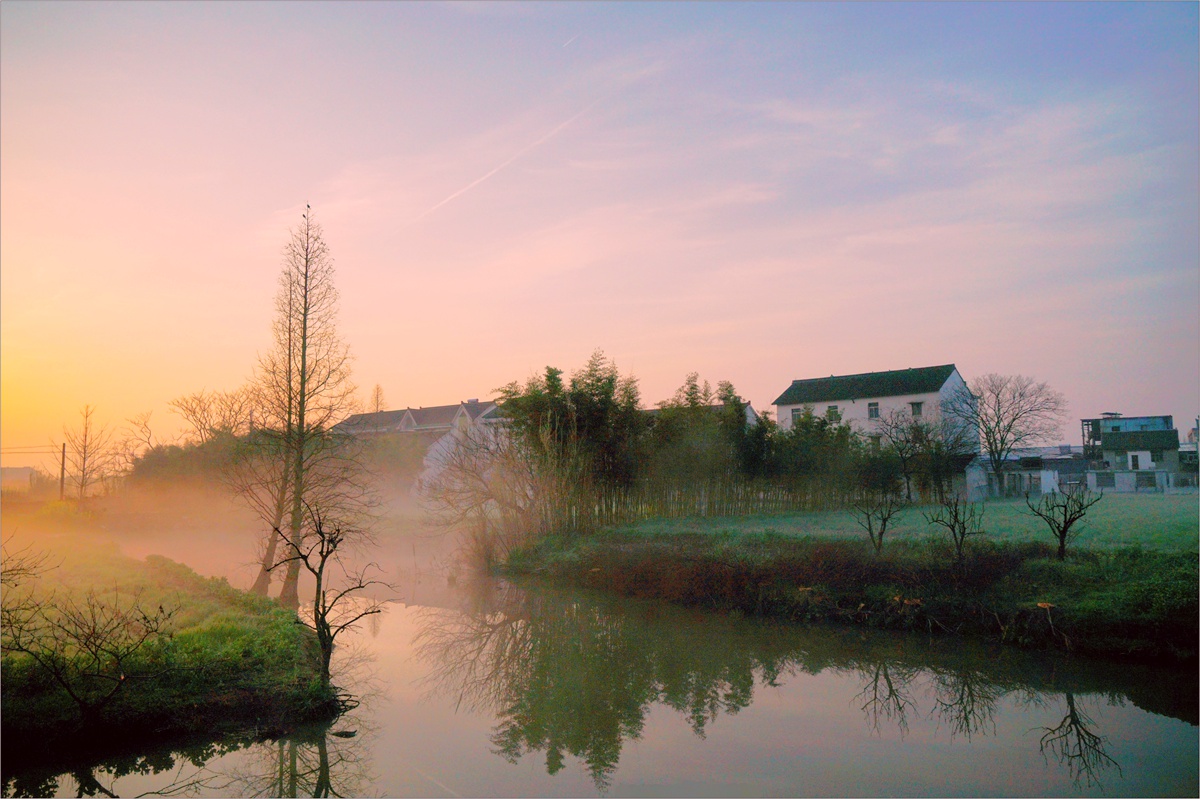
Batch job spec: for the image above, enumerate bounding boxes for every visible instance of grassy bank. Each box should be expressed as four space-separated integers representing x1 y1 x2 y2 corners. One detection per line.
609 493 1199 551
505 524 1199 664
1 537 338 766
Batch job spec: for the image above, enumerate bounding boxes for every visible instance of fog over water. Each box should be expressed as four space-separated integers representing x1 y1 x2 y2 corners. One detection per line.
2 485 1195 798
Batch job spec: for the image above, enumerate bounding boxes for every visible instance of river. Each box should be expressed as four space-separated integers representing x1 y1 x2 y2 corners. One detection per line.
7 572 1197 798
3 490 1196 797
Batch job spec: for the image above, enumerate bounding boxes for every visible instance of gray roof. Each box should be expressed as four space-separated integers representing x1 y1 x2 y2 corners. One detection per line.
774 365 958 406
333 400 499 436
332 410 407 435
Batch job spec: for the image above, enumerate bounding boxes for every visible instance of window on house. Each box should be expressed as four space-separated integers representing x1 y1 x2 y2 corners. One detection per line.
790 408 803 425
1130 453 1141 471
868 402 879 419
869 435 881 449
826 405 840 421
910 401 924 417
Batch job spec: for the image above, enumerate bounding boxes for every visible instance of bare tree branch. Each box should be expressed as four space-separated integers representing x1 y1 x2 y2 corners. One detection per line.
943 374 1067 497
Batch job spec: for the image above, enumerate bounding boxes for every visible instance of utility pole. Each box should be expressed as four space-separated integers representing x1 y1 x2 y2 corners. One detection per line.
59 443 66 501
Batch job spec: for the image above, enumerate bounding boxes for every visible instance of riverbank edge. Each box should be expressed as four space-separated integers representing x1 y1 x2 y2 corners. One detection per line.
0 551 343 770
2 628 342 774
502 530 1199 665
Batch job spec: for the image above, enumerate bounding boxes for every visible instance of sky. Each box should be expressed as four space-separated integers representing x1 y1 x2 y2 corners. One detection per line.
2 1 1198 468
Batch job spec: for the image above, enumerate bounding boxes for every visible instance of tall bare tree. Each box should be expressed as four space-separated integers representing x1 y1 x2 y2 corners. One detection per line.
369 384 387 413
62 405 115 499
253 207 359 608
942 374 1067 497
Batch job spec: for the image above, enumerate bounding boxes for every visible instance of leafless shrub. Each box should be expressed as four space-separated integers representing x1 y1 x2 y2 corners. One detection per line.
1025 483 1103 560
850 492 907 554
1 586 177 726
925 493 985 565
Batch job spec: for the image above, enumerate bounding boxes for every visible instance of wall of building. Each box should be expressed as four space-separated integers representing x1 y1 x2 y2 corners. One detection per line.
1099 448 1181 473
779 388 947 432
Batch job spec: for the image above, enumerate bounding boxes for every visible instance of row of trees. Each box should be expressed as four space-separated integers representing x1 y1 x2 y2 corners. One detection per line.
427 351 1071 557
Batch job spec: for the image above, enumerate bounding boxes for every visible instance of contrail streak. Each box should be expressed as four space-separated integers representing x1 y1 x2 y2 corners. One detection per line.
405 99 600 227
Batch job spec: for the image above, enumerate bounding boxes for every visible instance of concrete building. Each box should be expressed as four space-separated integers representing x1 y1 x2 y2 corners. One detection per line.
1076 412 1194 492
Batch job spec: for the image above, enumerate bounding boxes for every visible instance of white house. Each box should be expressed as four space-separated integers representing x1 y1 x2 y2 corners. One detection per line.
333 399 503 490
772 364 970 439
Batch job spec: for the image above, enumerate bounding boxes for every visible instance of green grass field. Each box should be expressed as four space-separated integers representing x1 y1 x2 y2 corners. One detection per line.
611 493 1199 552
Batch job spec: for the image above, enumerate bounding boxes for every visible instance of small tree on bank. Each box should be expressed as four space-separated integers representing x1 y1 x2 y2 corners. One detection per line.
272 503 385 692
1025 483 1103 560
850 450 906 554
925 493 985 566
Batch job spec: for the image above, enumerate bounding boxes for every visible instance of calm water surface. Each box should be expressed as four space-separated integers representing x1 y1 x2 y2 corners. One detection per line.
9 579 1198 797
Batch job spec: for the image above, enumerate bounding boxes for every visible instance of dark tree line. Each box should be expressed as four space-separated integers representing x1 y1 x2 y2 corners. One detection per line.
489 351 973 515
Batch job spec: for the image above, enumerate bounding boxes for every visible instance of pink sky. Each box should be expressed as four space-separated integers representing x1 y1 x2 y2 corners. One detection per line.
2 3 1197 468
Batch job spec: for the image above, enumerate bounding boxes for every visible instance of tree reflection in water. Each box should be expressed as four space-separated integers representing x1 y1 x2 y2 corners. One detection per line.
1038 692 1123 789
416 579 1135 793
0 716 378 799
856 662 919 735
216 714 377 799
2 642 382 799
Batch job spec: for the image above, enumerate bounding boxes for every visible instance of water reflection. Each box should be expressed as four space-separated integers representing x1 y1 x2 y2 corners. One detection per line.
217 715 377 799
416 579 1192 793
1 714 377 799
1039 692 1124 788
2 638 382 799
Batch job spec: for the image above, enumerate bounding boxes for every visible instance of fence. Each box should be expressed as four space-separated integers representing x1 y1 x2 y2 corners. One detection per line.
1085 470 1195 493
581 477 854 530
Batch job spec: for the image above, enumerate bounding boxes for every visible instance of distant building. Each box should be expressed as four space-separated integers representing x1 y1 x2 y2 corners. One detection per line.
1098 430 1181 474
1081 413 1174 459
644 402 759 427
772 364 970 438
964 445 1089 500
333 399 499 438
1071 412 1195 493
0 466 37 493
333 399 502 491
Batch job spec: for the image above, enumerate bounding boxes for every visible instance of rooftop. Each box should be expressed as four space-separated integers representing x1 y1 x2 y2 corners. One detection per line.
773 364 958 406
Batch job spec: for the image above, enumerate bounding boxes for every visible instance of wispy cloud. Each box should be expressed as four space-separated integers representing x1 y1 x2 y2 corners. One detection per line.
404 99 601 228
